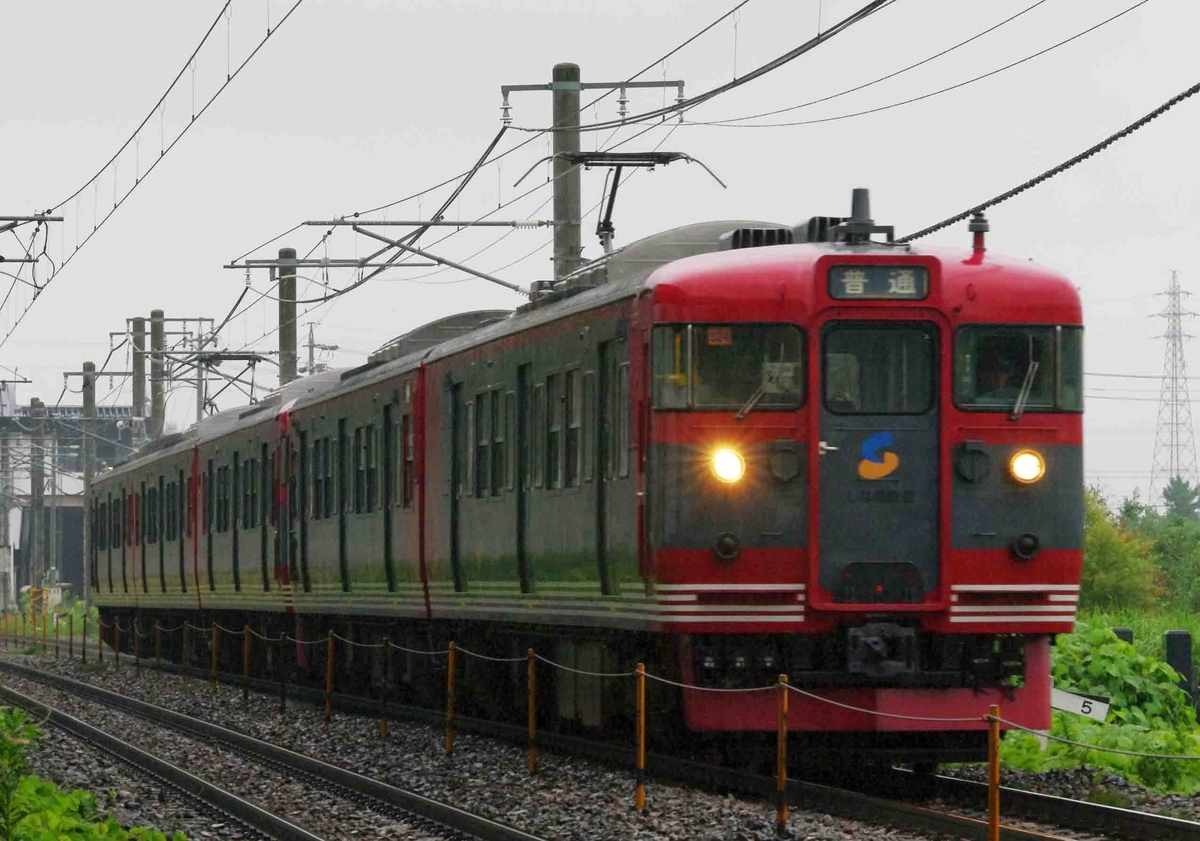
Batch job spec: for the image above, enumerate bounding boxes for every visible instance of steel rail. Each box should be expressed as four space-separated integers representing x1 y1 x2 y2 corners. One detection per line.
0 682 319 841
132 656 1200 841
0 661 544 841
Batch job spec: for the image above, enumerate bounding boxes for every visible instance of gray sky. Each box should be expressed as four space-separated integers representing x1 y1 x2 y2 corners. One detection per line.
1 0 1194 504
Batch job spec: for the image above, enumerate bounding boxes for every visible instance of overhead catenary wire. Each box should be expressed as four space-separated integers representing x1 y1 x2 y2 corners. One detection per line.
901 75 1200 243
697 0 1050 126
0 0 308 351
689 0 1150 129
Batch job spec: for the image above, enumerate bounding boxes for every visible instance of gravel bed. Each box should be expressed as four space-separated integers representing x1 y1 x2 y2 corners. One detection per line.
945 764 1200 823
3 671 448 840
24 710 251 839
0 651 1080 841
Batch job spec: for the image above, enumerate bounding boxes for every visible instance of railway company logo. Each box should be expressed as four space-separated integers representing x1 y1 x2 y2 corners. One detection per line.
858 431 900 480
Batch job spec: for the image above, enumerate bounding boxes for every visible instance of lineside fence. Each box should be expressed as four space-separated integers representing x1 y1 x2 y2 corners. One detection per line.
3 613 1198 841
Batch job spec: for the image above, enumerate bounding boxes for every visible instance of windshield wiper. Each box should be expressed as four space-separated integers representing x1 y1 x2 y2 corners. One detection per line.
1009 360 1040 421
735 384 768 421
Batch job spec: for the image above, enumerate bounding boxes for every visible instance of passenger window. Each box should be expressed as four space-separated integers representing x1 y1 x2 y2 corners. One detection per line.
565 370 581 488
617 363 631 478
546 374 562 489
823 325 935 414
490 390 503 496
533 383 546 488
582 372 595 483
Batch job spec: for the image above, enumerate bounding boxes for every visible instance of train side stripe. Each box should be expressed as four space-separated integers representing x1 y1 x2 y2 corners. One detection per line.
951 584 1079 592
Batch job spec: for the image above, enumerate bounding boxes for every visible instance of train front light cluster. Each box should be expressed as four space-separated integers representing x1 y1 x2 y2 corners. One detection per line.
1008 450 1046 484
712 448 746 483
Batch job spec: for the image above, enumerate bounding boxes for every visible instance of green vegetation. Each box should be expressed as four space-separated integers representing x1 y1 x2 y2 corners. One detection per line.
997 480 1200 791
0 705 182 840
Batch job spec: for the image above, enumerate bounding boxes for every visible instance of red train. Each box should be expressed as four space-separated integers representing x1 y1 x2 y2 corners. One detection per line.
92 189 1083 764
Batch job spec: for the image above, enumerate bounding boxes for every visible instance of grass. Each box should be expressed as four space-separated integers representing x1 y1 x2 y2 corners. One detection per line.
1077 608 1200 659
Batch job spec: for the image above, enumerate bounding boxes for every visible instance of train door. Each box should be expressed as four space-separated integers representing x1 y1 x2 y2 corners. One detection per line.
449 383 464 591
813 318 940 606
515 364 531 592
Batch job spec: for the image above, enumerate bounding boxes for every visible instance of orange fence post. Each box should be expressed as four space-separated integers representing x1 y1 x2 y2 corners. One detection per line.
444 641 456 753
379 637 390 740
325 630 335 721
988 704 1001 841
211 625 219 688
68 614 74 660
134 623 141 676
635 662 646 812
155 623 162 676
776 675 789 836
527 648 537 774
54 616 59 659
242 625 251 701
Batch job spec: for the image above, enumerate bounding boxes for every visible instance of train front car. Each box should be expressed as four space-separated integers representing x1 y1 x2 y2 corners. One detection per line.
646 195 1083 763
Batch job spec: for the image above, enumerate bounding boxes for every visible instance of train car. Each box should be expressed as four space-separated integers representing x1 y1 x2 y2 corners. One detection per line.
90 190 1083 764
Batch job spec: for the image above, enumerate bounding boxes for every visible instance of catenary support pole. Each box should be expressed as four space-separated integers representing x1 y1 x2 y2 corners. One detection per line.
82 362 95 608
278 248 297 387
150 310 165 438
131 317 146 439
552 63 581 280
29 398 44 596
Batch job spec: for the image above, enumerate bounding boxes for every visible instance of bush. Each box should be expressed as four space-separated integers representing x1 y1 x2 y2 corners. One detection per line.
0 705 184 840
1052 622 1194 731
1081 489 1160 611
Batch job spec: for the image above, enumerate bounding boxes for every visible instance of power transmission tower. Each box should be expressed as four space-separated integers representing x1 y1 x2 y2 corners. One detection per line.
1150 270 1200 502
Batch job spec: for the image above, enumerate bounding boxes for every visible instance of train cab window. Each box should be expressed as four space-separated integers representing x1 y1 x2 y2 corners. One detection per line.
824 325 935 414
954 325 1082 412
651 324 804 410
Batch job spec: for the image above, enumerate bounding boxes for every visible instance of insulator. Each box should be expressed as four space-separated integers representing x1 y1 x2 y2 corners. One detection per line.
244 267 251 287
617 87 629 119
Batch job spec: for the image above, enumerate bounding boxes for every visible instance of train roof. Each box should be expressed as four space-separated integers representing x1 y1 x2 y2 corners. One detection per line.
97 215 1078 478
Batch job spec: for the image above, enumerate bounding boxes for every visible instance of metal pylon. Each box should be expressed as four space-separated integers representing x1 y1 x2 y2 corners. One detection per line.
1149 270 1199 502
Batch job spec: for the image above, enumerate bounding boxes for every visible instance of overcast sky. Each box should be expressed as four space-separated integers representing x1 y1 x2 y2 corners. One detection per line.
1 0 1195 505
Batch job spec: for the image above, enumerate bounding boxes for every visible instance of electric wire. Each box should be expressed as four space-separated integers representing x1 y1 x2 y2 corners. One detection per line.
506 0 897 133
0 0 308 351
900 74 1200 242
698 0 1050 126
690 0 1150 129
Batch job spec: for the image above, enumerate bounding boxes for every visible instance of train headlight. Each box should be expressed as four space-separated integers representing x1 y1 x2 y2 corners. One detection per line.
1009 450 1046 484
712 448 746 483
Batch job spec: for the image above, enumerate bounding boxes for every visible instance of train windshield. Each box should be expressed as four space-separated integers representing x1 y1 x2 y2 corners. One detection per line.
954 325 1083 411
652 324 803 410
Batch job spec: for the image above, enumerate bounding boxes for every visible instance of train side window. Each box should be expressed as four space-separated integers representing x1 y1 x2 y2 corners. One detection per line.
401 416 415 508
547 373 562 489
565 369 581 487
1060 326 1083 411
205 462 214 534
503 392 516 493
365 424 378 512
465 399 477 497
533 383 546 488
312 441 323 519
490 390 503 496
186 476 194 538
98 501 107 550
651 325 689 409
475 394 488 498
616 363 631 478
353 427 365 514
322 438 333 518
582 372 595 483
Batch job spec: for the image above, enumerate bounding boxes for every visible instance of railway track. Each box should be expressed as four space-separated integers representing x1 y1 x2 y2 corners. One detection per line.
0 660 545 841
6 656 1194 841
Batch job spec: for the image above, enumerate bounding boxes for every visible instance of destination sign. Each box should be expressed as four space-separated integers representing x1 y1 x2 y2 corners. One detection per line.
828 265 930 300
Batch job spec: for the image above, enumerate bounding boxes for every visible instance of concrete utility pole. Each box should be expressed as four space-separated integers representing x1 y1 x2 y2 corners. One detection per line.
82 361 95 608
303 323 339 375
552 63 582 280
131 316 147 442
29 398 44 590
49 425 58 585
278 247 297 388
0 433 8 547
150 309 165 439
